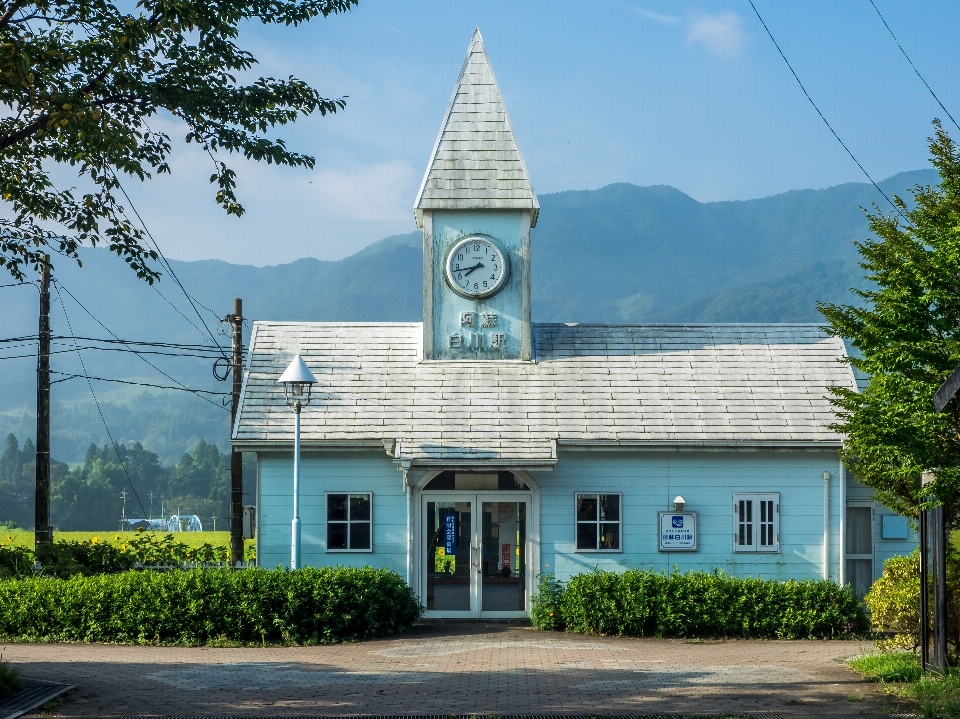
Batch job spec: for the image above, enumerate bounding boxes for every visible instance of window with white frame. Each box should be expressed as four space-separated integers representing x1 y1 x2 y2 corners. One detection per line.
733 493 779 552
326 493 372 551
575 493 621 551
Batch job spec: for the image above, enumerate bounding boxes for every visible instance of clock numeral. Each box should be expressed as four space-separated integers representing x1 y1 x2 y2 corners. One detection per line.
483 281 488 288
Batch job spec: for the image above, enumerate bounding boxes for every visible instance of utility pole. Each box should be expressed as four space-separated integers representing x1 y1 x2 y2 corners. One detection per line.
228 298 244 565
35 254 52 554
120 490 127 531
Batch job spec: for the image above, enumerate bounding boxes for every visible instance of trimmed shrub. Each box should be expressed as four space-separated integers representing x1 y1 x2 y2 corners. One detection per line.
1 532 234 578
0 566 422 645
0 543 34 579
532 568 868 639
530 573 564 630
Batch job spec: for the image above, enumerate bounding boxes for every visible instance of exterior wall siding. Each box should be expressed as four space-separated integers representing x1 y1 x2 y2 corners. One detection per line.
255 449 917 594
534 451 854 582
258 452 406 575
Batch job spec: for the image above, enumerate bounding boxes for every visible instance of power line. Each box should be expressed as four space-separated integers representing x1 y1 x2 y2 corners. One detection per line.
53 281 148 518
54 336 233 352
0 334 239 352
50 371 231 397
747 0 908 223
53 279 227 411
0 282 37 290
111 175 229 358
148 282 215 344
0 346 233 361
868 0 960 134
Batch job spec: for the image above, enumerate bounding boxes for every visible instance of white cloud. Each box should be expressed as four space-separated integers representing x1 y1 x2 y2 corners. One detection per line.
687 10 745 57
635 7 682 26
310 161 417 222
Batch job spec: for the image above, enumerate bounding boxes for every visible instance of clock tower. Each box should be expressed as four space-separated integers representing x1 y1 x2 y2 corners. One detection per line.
415 29 539 361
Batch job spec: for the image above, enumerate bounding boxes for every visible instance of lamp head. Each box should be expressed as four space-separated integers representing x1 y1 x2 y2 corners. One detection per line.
673 495 685 511
278 355 318 408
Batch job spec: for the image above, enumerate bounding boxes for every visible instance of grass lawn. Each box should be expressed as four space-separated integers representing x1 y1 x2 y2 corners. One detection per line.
3 528 254 555
848 651 960 718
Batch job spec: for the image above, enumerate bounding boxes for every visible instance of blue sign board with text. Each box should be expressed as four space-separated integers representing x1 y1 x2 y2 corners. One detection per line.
658 511 697 551
443 512 457 555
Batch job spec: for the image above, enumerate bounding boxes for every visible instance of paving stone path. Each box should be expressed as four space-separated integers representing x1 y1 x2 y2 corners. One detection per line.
2 623 911 718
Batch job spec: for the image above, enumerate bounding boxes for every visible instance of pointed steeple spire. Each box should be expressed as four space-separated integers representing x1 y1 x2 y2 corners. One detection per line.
414 28 539 227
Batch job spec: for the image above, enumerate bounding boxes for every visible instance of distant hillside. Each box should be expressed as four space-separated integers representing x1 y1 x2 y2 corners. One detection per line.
0 168 939 464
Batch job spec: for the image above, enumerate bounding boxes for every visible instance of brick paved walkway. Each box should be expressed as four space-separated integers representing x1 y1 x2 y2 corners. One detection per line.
2 623 909 718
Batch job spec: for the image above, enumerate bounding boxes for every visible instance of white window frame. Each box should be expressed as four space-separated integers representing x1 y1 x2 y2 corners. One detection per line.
325 491 373 553
732 492 779 553
574 492 623 553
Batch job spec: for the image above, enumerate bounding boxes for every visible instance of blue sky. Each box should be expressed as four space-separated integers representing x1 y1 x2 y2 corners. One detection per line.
125 0 960 265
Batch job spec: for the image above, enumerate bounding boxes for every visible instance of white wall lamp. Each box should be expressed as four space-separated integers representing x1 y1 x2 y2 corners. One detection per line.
278 354 317 570
673 495 685 511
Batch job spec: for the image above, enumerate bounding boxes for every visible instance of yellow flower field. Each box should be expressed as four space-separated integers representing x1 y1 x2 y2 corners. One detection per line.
3 528 255 555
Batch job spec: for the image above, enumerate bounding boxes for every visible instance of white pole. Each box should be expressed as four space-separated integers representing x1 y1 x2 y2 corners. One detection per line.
292 401 301 570
839 460 846 587
823 472 830 580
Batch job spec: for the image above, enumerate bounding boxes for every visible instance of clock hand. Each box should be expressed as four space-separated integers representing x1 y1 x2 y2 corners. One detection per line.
462 262 484 277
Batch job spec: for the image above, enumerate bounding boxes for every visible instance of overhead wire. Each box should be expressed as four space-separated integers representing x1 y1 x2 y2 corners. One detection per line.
50 371 230 396
53 279 229 412
868 0 960 134
0 346 234 361
111 174 230 358
53 281 149 518
747 0 910 224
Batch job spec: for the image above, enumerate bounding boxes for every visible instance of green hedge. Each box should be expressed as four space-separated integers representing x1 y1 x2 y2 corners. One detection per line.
532 569 868 639
0 567 422 645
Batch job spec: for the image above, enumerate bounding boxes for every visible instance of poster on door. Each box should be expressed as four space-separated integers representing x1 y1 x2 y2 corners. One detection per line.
443 512 457 555
501 542 512 574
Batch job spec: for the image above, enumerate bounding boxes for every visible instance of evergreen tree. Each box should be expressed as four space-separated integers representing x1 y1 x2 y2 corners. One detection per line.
820 120 960 525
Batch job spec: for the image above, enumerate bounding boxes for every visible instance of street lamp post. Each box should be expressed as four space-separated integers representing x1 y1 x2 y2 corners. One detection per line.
278 355 317 570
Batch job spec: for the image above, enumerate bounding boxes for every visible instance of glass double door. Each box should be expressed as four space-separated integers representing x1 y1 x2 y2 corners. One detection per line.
423 493 528 617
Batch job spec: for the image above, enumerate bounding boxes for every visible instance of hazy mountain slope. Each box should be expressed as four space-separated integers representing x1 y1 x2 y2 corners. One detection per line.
0 168 939 463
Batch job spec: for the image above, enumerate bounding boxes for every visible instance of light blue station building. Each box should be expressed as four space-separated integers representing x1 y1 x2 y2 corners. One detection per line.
233 30 915 618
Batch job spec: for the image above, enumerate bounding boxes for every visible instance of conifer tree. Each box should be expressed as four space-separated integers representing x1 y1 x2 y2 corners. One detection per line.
820 121 960 526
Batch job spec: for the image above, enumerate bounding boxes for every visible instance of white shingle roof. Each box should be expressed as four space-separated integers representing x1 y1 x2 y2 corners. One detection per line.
233 323 853 468
414 28 539 226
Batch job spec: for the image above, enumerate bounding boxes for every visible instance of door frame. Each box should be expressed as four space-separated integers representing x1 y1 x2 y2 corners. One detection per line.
413 471 540 619
845 500 875 593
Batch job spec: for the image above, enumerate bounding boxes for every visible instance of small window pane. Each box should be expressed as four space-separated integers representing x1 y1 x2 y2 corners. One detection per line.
577 495 597 522
576 522 597 550
846 507 872 555
350 522 371 550
328 494 348 521
599 523 620 550
328 522 348 550
350 494 371 521
599 494 619 522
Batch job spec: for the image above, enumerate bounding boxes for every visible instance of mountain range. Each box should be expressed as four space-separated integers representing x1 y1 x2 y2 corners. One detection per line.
0 168 938 465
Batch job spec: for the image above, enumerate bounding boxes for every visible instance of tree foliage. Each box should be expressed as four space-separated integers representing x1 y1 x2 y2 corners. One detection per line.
0 0 356 281
819 121 960 525
1 432 255 530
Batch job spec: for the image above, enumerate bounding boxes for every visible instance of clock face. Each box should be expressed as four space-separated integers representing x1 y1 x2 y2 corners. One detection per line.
445 236 510 298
